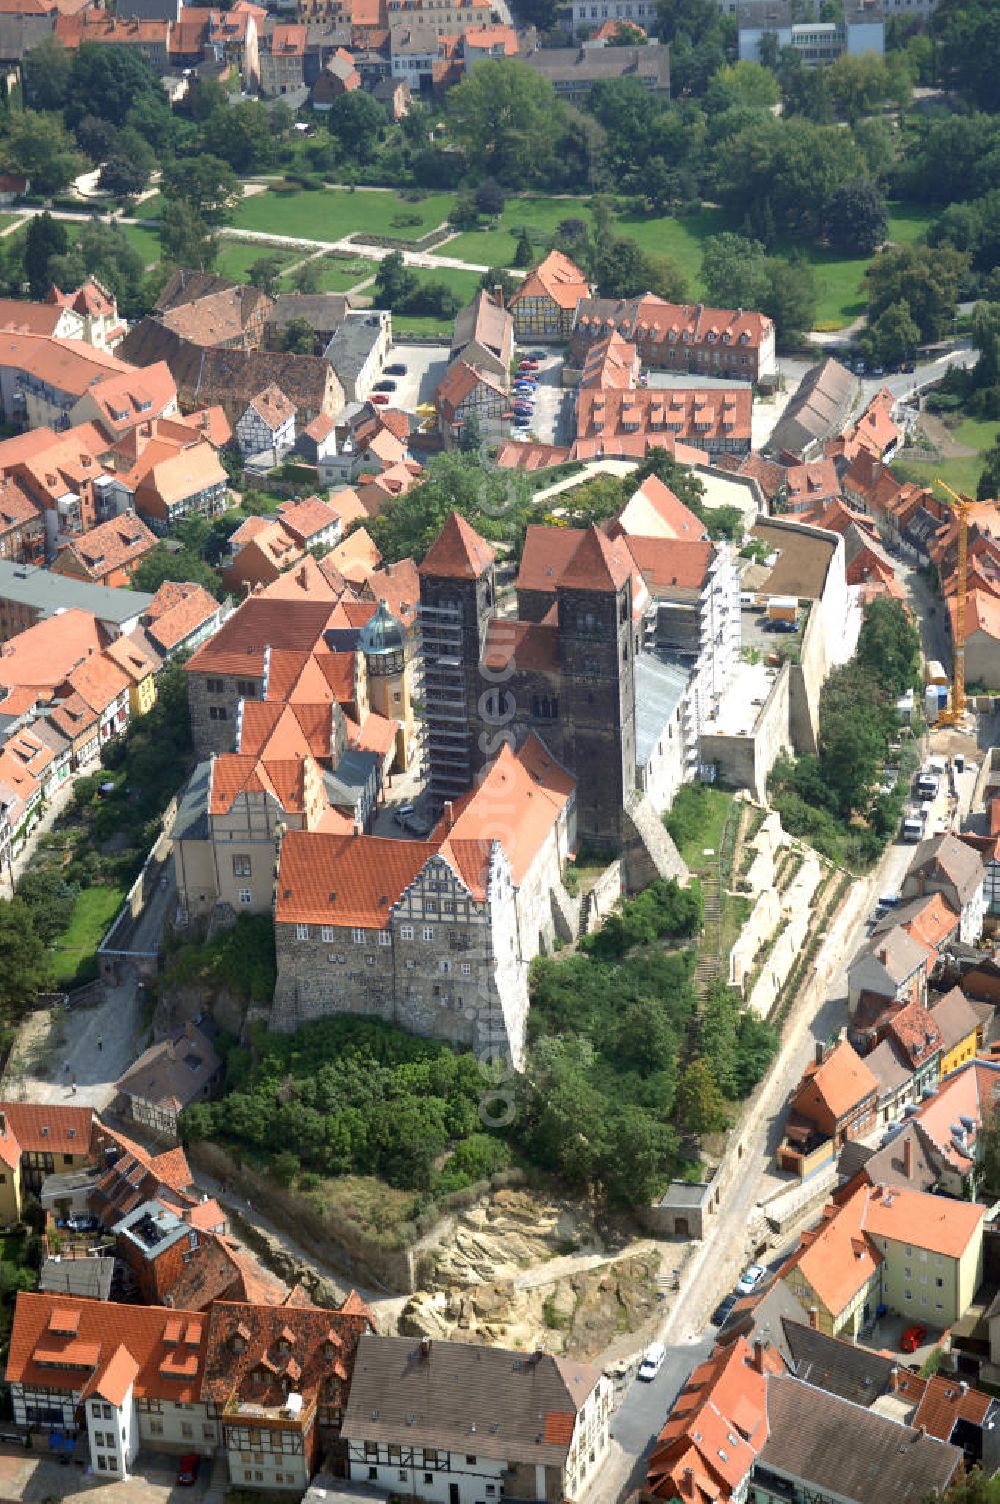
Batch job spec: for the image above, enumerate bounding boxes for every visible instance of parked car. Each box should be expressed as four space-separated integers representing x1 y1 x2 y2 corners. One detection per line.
373 380 397 392
385 363 407 376
178 1456 200 1486
637 1341 666 1381
900 1325 927 1354
712 1293 738 1328
518 359 540 371
528 349 547 359
736 1263 767 1296
513 402 534 413
370 393 389 405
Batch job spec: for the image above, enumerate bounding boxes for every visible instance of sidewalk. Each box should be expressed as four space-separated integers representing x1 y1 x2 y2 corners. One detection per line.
0 776 79 899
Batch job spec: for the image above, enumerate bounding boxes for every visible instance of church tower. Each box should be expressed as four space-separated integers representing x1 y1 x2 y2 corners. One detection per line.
418 512 497 806
556 526 637 847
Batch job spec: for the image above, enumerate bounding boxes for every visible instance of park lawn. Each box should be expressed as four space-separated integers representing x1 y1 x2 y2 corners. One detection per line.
216 239 294 280
280 253 379 293
392 266 486 335
232 187 456 243
50 885 125 987
671 788 735 875
132 194 162 220
121 223 161 269
893 413 1000 499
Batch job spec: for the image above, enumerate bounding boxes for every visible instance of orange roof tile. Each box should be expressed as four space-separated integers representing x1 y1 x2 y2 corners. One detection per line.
276 831 432 929
510 250 589 312
558 524 631 593
418 511 496 581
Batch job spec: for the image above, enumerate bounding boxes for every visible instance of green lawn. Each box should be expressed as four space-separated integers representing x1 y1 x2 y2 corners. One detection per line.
216 239 294 281
393 266 486 336
893 413 1000 499
50 885 124 986
444 201 935 329
132 194 162 221
120 222 161 269
667 787 735 875
277 253 379 293
231 186 456 243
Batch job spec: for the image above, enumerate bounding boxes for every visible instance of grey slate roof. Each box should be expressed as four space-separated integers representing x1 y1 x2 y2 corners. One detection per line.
760 1372 961 1503
173 760 212 843
0 561 152 624
324 315 388 387
866 1037 912 1098
342 1333 600 1466
39 1254 115 1301
781 1321 895 1407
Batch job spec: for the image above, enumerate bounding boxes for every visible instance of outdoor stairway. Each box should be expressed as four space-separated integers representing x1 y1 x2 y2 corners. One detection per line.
694 875 722 992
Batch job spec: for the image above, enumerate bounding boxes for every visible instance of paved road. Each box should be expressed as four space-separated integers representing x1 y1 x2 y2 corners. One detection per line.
610 1335 715 1458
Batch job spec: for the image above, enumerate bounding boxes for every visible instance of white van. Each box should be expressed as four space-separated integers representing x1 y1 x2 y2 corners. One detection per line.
638 1342 666 1382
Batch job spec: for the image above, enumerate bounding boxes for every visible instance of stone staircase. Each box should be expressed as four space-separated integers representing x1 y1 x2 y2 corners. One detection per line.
694 874 722 993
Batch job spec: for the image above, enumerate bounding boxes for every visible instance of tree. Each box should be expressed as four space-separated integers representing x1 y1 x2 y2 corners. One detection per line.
326 91 386 164
47 220 146 316
65 42 163 127
706 60 780 114
459 410 482 454
861 298 921 370
854 598 921 698
280 316 318 355
479 266 518 304
763 256 817 343
290 259 322 294
0 109 82 195
978 437 1000 502
933 1471 1000 1504
674 1059 728 1136
159 198 218 271
701 231 771 310
447 59 564 182
24 212 68 300
513 226 534 267
21 36 72 113
132 544 221 598
0 898 50 1024
200 101 274 172
98 153 149 199
934 0 1000 112
248 255 286 297
74 114 119 164
715 116 867 242
592 236 687 301
825 178 888 256
373 250 418 310
600 1108 677 1207
160 154 241 225
864 243 967 342
474 177 505 217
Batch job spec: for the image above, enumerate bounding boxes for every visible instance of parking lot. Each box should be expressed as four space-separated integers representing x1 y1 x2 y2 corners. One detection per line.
0 1445 216 1504
504 349 569 447
382 340 450 413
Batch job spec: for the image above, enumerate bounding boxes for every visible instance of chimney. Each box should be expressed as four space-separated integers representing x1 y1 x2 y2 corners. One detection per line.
0 1111 5 1136
420 1338 431 1359
815 1040 825 1066
959 1380 969 1396
752 1341 768 1374
444 799 454 830
902 1133 913 1180
353 819 361 837
809 1307 820 1331
493 283 504 309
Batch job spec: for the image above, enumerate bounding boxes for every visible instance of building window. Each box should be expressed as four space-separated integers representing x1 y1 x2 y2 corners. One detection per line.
296 923 309 940
366 955 376 966
239 888 252 905
206 678 223 693
237 679 256 696
352 928 365 944
399 1472 408 1482
369 1468 378 1481
321 926 335 943
365 1444 378 1459
466 1455 477 1465
423 926 434 942
461 963 472 976
439 959 451 974
378 932 391 947
181 1423 193 1439
400 925 414 940
209 706 228 721
232 854 251 877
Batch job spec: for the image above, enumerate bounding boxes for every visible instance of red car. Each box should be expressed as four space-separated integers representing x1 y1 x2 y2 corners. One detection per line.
177 1454 200 1486
900 1325 927 1354
518 359 539 371
370 393 389 405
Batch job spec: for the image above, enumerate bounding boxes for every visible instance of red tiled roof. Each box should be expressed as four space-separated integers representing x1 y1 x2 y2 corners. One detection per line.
558 524 631 593
418 511 495 581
